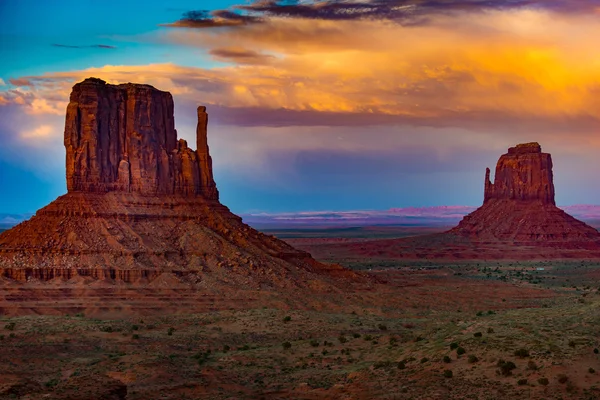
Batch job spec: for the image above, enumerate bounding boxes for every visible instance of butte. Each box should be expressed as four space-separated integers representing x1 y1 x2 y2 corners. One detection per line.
311 143 600 261
0 78 357 315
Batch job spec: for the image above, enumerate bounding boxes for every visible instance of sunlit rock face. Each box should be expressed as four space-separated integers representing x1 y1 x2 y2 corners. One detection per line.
65 78 218 200
483 142 555 205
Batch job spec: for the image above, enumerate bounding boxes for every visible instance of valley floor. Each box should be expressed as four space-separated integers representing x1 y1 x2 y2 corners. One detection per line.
2 257 600 399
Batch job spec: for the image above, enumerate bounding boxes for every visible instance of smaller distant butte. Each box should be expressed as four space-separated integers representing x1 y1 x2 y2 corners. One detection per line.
450 142 599 242
316 142 600 260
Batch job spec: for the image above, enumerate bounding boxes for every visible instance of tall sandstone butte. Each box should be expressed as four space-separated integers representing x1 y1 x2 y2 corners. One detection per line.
0 78 351 290
65 78 218 199
451 142 600 241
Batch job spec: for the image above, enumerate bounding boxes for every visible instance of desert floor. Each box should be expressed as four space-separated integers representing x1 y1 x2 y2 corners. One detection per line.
1 227 600 399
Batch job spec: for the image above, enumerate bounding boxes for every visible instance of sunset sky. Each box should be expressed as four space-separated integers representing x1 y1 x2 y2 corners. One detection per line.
1 0 600 214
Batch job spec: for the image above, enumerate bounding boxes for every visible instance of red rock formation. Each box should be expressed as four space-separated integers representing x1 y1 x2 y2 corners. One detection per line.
65 78 218 200
302 142 600 261
451 142 599 242
483 142 555 205
0 78 353 291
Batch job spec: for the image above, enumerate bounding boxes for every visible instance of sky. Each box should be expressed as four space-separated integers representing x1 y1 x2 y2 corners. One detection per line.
1 0 600 214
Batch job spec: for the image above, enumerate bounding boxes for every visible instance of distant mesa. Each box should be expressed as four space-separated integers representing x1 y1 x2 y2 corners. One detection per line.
450 142 600 242
0 78 352 294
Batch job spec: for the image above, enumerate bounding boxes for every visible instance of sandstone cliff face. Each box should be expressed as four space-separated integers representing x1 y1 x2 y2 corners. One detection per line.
65 78 218 200
483 142 555 205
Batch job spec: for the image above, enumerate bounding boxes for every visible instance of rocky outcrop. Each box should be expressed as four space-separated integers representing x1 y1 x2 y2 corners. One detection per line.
451 142 600 242
483 142 555 205
65 78 218 200
0 78 354 292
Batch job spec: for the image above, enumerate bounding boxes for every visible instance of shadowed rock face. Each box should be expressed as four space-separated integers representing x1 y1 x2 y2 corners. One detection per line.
483 142 555 205
451 142 599 242
65 78 218 200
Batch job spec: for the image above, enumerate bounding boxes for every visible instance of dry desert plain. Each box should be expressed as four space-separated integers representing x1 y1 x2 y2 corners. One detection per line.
1 226 600 399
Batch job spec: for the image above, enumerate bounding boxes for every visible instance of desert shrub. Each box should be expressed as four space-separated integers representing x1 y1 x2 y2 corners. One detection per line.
363 335 373 341
420 357 429 364
527 360 538 370
4 322 15 331
537 377 549 386
498 360 517 376
568 340 576 348
282 342 292 350
309 339 320 347
239 344 250 351
352 333 361 338
9 333 15 338
450 342 459 350
456 347 466 356
517 379 528 386
322 349 328 355
474 332 482 338
487 327 494 334
0 335 4 340
132 334 140 340
45 379 59 388
283 316 291 323
378 324 387 331
414 336 424 342
468 355 479 364
443 356 451 363
223 345 230 352
594 348 599 354
476 311 484 317
589 368 596 374
193 351 211 365
338 336 347 344
132 325 139 331
397 361 406 370
557 374 569 384
167 327 175 336
443 370 453 378
374 361 394 369
100 326 113 333
389 337 398 345
514 348 530 358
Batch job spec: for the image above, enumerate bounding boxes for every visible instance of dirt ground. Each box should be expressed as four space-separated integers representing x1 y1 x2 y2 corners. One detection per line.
1 228 600 399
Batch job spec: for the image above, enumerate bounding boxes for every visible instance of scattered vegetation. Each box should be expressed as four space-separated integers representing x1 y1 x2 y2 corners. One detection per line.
514 348 530 358
497 360 517 376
